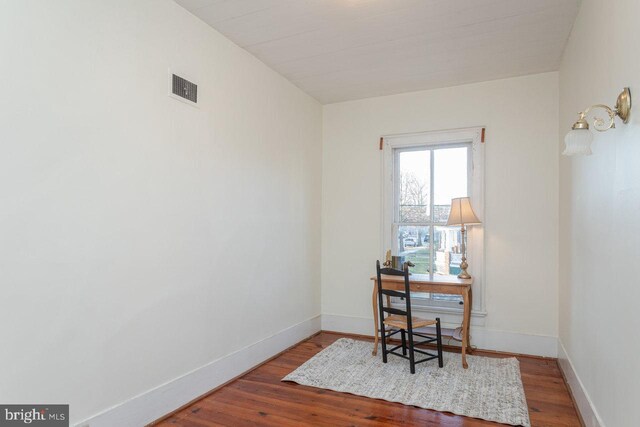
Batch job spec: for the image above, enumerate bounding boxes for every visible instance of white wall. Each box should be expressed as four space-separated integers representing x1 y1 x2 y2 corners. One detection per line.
0 1 322 425
322 72 559 355
559 1 640 426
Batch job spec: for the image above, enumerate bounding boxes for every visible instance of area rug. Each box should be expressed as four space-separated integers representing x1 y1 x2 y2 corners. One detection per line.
282 338 530 426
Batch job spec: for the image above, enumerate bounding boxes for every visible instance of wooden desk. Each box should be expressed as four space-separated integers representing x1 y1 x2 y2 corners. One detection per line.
370 274 473 369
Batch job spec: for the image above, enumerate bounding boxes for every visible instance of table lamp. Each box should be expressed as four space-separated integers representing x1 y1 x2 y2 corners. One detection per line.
446 197 481 279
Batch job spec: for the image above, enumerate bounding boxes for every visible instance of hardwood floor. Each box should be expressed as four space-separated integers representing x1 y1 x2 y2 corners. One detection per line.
155 332 581 427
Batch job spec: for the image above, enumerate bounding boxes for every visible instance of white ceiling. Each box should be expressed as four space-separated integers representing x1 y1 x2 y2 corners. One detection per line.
175 0 580 104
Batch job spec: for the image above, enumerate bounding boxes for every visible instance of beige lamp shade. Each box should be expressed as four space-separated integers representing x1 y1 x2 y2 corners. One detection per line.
446 197 481 226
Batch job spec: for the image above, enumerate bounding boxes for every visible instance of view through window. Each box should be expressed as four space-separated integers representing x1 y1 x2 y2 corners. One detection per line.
394 144 470 303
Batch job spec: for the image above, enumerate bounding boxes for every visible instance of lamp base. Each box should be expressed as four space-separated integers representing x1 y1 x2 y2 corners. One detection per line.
457 257 472 280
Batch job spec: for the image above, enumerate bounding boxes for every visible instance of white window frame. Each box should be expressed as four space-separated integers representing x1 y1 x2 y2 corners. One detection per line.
381 127 486 320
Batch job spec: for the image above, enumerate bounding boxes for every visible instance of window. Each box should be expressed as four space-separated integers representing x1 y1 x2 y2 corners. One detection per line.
382 128 485 313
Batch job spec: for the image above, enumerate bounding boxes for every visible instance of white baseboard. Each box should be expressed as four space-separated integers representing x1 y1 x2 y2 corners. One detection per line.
321 314 557 357
557 340 604 427
75 315 321 427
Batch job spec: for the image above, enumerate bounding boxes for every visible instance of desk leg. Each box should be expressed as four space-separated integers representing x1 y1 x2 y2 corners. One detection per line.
461 287 471 369
372 283 379 356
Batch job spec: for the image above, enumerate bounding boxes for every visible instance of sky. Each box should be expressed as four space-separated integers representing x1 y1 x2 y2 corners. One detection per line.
399 146 468 205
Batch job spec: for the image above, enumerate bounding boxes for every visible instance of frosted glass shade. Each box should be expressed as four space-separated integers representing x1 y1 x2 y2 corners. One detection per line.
446 197 481 226
563 129 593 156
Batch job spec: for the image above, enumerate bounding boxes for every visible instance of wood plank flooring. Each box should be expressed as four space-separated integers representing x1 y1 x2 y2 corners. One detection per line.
155 332 581 427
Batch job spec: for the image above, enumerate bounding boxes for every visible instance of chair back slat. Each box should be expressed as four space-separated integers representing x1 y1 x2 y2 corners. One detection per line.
378 267 405 277
380 289 406 298
382 306 407 316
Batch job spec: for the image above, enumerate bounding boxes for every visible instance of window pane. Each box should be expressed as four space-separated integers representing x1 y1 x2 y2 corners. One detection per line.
433 226 463 275
433 147 468 223
433 225 463 302
397 225 430 274
398 150 430 223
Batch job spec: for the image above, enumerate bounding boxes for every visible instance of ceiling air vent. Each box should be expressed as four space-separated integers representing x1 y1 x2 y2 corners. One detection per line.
169 71 198 106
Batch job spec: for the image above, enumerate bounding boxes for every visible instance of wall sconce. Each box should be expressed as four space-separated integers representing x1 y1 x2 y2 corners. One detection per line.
563 87 632 156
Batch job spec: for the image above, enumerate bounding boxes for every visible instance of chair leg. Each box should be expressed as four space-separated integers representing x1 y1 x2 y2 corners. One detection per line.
381 328 388 363
401 330 407 355
436 317 443 368
407 328 415 374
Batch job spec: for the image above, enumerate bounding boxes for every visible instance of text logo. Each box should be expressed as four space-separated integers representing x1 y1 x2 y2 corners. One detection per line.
0 405 68 427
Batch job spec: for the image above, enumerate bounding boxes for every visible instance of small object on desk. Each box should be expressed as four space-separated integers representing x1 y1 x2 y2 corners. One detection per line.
383 249 392 267
391 256 415 271
391 255 405 269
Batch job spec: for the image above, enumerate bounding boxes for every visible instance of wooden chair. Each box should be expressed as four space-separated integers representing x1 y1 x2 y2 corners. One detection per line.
376 260 443 373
